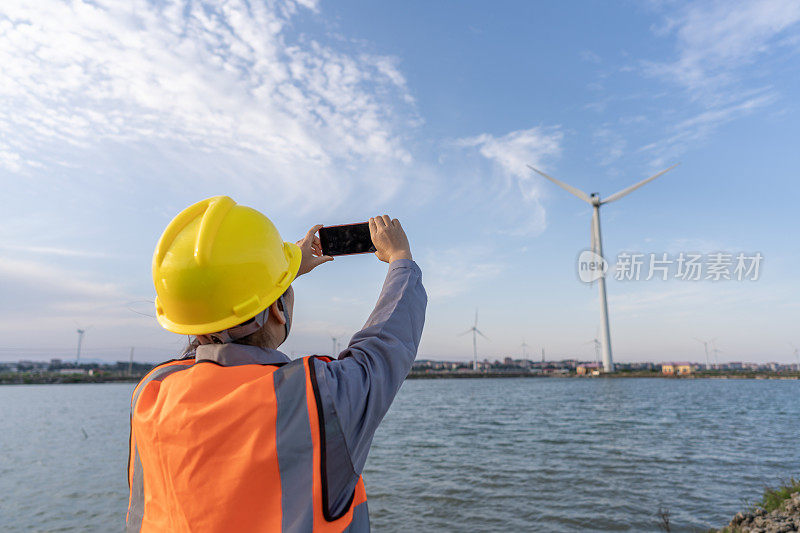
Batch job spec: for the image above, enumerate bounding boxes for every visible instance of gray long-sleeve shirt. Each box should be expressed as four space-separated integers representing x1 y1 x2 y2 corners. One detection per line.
193 258 427 514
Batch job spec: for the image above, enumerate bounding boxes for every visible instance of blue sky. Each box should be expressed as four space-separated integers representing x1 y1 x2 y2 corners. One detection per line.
1 0 799 365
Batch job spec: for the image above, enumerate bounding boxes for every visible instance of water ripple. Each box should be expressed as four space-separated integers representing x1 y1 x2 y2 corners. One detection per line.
1 379 798 531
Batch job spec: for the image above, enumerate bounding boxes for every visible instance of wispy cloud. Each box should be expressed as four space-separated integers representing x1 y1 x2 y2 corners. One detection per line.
419 246 504 299
0 0 416 210
640 91 775 166
645 0 800 100
0 258 122 301
580 50 602 64
456 126 563 235
0 244 114 258
593 127 628 166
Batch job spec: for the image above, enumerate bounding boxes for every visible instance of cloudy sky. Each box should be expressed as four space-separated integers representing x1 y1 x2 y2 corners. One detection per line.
2 0 799 365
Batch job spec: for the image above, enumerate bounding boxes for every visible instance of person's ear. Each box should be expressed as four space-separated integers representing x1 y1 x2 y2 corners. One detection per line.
269 301 286 325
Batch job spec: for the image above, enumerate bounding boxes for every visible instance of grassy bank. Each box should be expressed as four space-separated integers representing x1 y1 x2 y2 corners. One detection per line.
715 478 800 532
752 478 800 514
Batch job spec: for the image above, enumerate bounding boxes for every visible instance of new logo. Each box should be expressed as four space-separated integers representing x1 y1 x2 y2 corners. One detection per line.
577 250 608 283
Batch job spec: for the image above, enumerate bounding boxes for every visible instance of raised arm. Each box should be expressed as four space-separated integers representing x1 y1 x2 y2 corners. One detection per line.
314 216 426 472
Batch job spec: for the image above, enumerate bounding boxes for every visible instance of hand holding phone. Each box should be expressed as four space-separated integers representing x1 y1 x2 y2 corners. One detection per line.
318 216 412 263
368 216 412 264
296 224 334 276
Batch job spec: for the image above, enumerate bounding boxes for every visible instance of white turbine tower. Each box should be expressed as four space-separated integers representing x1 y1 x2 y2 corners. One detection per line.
76 328 85 365
790 343 799 370
459 309 487 371
527 163 679 373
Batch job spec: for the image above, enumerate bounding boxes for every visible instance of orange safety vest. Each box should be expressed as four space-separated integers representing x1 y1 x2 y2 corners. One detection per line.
126 355 368 532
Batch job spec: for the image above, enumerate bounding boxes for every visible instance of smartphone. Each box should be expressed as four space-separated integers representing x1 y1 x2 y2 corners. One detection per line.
319 223 376 256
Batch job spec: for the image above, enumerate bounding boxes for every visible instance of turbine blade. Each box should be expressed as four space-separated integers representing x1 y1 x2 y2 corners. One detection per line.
458 329 472 337
527 165 591 203
601 163 679 204
475 329 489 340
474 309 478 328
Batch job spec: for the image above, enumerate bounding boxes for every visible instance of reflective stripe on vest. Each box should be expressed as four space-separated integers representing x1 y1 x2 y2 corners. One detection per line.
127 356 368 532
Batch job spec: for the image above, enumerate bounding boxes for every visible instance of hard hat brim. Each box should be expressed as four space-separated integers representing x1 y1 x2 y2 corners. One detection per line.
155 241 302 336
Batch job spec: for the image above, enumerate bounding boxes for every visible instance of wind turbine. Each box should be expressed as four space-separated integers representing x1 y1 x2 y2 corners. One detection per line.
75 327 89 366
73 321 93 366
459 309 487 371
520 340 530 369
585 338 601 364
710 339 722 367
330 335 339 357
694 337 712 370
527 163 679 373
790 343 799 370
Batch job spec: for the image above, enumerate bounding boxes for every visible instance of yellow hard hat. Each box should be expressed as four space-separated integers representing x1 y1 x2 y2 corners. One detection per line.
152 196 301 335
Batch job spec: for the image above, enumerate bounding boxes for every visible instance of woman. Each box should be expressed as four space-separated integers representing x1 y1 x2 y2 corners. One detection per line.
127 196 426 532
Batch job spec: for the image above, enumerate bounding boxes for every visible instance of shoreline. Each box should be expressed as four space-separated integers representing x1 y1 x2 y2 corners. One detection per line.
2 371 798 385
406 371 800 380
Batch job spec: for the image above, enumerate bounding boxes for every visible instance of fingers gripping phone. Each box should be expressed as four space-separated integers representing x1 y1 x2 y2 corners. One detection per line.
319 223 376 256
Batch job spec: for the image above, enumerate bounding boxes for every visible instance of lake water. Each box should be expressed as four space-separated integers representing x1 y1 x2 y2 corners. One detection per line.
0 378 798 532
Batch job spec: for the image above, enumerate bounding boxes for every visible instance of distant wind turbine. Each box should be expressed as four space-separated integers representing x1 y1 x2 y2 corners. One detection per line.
790 343 799 369
459 309 488 371
694 337 712 370
329 334 339 357
75 324 92 365
585 338 601 364
520 339 529 359
528 163 679 373
711 339 722 366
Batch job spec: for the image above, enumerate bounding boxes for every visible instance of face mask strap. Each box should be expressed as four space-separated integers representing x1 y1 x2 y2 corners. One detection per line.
277 293 291 341
194 307 270 345
195 292 290 346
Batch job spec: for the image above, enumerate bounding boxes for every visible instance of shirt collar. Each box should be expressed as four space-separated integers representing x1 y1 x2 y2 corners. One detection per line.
194 343 291 366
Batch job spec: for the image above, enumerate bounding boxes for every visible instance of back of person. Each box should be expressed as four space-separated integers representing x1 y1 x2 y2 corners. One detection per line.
127 197 426 532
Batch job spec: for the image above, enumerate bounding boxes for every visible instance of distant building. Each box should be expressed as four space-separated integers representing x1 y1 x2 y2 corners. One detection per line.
576 363 601 375
661 362 693 375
